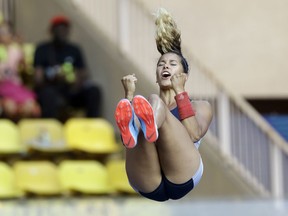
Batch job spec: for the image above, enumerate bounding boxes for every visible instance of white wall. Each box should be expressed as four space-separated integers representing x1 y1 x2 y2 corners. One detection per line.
138 0 288 98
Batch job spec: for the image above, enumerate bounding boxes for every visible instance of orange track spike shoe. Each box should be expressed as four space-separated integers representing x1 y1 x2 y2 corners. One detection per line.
132 95 158 143
115 99 139 148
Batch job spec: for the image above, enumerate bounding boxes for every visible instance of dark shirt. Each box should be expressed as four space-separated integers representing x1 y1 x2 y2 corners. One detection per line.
33 41 85 83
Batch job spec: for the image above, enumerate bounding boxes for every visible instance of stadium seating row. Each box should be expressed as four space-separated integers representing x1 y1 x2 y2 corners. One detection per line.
0 118 121 155
0 118 137 199
0 159 136 199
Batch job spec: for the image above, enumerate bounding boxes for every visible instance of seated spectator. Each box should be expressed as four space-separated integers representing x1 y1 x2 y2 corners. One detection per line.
33 15 102 121
0 21 40 120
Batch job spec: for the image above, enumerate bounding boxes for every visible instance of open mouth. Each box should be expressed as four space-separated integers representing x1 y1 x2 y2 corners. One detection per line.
161 71 171 78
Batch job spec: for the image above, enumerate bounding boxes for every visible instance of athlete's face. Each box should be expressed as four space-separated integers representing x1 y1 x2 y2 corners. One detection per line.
156 52 184 89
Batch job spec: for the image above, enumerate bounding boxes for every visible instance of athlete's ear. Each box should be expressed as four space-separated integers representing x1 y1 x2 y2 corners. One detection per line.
184 72 189 81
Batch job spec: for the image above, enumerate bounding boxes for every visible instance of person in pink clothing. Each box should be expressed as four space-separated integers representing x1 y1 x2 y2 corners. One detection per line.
0 22 40 120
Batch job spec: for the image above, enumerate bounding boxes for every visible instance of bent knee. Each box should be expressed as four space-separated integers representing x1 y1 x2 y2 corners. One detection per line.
148 94 161 102
148 94 166 110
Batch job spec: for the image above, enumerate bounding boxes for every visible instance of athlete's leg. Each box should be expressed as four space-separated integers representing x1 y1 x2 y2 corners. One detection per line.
125 132 162 193
149 94 201 184
114 96 161 193
125 94 200 193
125 94 165 193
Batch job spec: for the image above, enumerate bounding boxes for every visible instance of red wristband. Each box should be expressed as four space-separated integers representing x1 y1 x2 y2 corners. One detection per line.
175 92 195 120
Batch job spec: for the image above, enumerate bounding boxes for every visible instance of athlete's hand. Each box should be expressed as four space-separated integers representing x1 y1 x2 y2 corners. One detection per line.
171 72 187 94
121 74 137 101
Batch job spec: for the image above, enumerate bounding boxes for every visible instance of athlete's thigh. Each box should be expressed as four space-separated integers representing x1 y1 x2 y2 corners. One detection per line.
155 110 201 183
156 111 192 146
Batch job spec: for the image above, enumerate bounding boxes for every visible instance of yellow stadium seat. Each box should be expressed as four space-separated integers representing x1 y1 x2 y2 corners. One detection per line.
106 159 136 194
18 119 68 153
58 160 113 194
13 161 61 195
0 162 23 198
0 119 24 154
64 118 120 154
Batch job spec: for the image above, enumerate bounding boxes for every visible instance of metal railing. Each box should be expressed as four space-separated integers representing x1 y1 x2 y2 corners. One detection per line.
65 0 288 199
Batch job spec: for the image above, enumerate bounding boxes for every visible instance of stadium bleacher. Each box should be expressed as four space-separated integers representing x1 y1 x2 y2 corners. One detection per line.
0 118 136 199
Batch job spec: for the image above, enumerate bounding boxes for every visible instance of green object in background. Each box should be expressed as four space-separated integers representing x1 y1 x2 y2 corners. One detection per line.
0 44 7 61
61 61 75 83
22 43 35 66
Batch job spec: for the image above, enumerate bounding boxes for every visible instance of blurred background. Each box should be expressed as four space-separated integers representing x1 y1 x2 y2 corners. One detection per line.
0 0 287 215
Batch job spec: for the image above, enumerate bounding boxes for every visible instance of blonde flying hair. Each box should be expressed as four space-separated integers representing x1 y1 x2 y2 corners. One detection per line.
154 8 189 73
155 8 182 55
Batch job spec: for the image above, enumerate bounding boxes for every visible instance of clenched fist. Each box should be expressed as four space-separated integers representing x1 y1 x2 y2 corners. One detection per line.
121 74 137 101
171 73 187 94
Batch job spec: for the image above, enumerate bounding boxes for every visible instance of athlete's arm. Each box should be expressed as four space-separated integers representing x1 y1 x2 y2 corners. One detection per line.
182 101 213 142
121 74 137 101
171 73 213 142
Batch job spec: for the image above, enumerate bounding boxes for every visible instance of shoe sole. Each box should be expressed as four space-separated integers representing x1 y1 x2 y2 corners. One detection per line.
132 95 158 143
115 99 137 148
